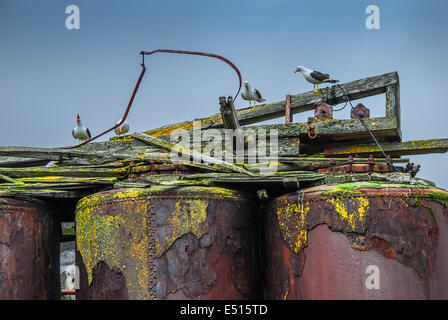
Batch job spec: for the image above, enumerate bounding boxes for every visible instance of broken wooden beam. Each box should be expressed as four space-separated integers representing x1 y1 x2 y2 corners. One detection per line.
131 132 255 176
324 138 448 157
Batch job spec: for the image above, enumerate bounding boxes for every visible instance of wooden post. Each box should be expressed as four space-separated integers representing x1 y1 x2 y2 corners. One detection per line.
386 80 401 139
219 96 244 154
219 96 240 130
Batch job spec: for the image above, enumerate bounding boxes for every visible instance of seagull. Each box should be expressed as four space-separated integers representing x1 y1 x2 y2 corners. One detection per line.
114 119 129 140
241 81 265 107
294 66 339 91
72 114 91 143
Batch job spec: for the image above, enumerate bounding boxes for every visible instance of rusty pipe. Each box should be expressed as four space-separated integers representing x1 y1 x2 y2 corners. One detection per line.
65 49 241 149
64 59 147 149
140 49 242 101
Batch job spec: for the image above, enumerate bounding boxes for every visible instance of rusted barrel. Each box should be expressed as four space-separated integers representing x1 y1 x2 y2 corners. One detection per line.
75 186 260 300
0 197 60 300
264 182 448 299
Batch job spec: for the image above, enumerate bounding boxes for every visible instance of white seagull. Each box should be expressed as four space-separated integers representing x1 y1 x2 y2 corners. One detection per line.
114 119 130 140
241 81 265 107
72 114 91 143
294 66 339 91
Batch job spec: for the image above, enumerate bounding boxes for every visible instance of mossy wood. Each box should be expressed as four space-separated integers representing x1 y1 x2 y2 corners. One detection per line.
324 139 448 157
131 132 255 176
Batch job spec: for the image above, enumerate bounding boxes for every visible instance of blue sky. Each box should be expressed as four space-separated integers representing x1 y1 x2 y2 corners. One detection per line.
1 0 447 188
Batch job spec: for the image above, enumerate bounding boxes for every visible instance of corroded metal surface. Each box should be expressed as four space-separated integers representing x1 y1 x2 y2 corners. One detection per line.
351 103 370 119
75 186 260 300
264 183 448 299
0 197 60 299
314 100 333 119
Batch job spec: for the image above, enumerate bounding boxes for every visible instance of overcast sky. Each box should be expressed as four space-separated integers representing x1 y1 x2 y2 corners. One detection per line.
1 0 447 189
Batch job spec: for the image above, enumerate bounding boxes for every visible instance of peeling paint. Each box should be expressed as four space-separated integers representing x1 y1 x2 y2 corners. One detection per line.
156 199 209 256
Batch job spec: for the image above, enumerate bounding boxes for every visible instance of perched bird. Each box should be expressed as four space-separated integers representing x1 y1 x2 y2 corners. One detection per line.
241 81 265 107
72 114 91 143
114 119 130 140
294 66 339 91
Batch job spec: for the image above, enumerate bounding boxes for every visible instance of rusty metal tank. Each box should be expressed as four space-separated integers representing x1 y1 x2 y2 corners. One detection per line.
0 197 60 300
75 186 260 300
264 181 448 299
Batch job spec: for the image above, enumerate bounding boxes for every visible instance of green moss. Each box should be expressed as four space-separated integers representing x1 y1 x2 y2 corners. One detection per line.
321 187 363 198
424 191 448 207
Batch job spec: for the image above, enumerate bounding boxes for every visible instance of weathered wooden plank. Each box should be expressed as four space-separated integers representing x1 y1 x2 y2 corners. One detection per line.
324 138 448 157
0 146 107 159
0 157 51 168
113 181 152 189
244 157 409 172
0 166 129 178
142 72 399 138
131 132 255 176
0 173 23 184
245 116 399 141
18 176 118 184
0 146 145 168
144 171 326 185
0 189 92 199
0 182 113 190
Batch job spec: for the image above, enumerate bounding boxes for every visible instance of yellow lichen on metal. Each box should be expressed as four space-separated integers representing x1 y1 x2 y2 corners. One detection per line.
76 194 151 300
155 199 209 256
327 197 369 232
75 186 243 299
276 201 310 253
276 195 370 253
76 188 151 208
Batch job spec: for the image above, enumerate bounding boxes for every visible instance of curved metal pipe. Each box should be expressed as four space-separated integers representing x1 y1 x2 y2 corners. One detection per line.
64 61 146 149
64 49 241 149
